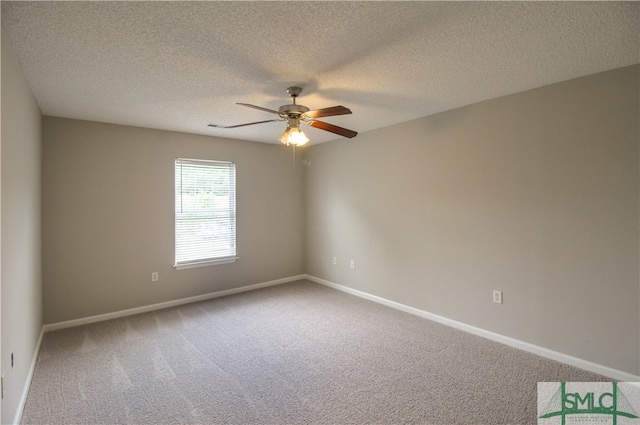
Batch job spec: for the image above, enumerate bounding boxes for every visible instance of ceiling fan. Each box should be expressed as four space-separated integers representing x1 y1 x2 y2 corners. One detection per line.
208 87 358 146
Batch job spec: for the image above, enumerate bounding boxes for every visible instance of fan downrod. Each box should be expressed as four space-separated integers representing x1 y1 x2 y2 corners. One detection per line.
280 86 309 116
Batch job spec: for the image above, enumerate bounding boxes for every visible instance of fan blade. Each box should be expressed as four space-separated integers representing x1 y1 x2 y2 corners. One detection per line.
236 103 279 115
304 106 352 119
307 120 358 138
208 119 283 129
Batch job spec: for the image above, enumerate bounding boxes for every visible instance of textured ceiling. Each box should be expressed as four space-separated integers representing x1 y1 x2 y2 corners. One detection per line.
2 1 639 145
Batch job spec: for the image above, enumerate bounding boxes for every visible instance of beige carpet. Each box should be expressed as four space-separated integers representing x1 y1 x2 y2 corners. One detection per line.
21 280 609 424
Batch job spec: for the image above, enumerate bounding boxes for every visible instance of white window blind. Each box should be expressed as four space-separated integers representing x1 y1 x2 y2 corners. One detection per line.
175 159 236 269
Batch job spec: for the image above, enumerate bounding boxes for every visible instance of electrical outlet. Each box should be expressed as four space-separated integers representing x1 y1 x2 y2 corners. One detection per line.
151 272 159 282
1 371 5 399
332 257 337 265
350 260 355 270
493 290 503 304
11 352 14 368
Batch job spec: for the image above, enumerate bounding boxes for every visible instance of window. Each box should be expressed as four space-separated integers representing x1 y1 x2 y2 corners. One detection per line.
174 158 237 269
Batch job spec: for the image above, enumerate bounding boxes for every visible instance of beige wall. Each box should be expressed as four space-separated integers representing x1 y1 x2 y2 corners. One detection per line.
304 65 640 376
1 26 43 424
42 118 305 324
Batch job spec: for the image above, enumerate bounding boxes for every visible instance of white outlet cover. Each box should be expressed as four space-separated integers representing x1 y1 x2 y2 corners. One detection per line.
493 290 503 304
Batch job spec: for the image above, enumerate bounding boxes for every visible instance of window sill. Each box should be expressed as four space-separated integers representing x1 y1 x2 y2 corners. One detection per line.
174 257 238 270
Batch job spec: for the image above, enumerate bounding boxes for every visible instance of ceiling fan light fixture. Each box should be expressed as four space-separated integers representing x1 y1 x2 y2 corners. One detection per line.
278 125 309 146
209 86 357 143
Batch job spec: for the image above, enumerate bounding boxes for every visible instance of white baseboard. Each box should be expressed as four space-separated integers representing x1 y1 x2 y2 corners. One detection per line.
44 275 306 332
13 327 44 425
305 274 640 382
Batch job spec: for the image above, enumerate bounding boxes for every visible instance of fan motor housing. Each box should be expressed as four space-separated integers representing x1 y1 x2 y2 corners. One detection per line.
279 104 310 117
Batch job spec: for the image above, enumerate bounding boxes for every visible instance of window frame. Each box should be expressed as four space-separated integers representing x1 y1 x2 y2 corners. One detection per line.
174 158 238 270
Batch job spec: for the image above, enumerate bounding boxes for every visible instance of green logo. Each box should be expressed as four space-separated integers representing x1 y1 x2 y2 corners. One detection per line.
538 382 639 425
